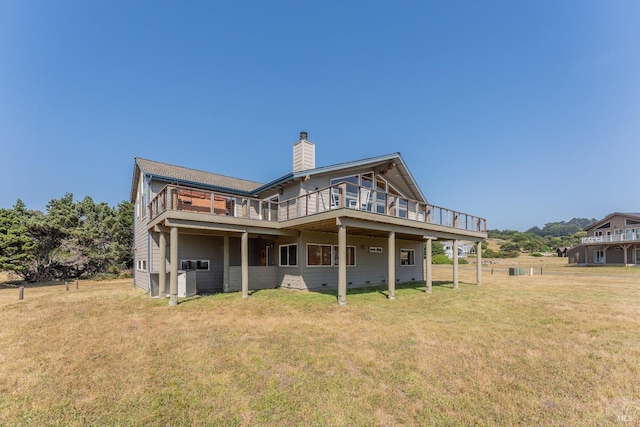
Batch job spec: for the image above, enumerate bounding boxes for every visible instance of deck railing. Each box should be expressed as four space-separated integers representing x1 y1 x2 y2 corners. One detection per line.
147 183 487 233
581 233 640 244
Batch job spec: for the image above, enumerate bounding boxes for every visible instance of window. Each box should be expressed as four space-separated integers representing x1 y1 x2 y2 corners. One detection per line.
333 245 356 266
136 259 147 271
180 259 210 271
307 244 333 266
400 249 415 266
594 250 604 264
369 246 383 253
280 244 298 266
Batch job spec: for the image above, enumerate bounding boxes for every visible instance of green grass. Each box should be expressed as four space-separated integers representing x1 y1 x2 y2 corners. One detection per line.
1 269 639 426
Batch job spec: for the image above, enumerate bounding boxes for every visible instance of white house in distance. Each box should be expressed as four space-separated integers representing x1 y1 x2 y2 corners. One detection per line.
441 241 475 258
130 132 488 305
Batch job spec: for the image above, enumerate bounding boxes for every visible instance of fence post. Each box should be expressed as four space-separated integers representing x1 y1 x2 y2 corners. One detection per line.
19 286 24 300
65 281 69 291
76 279 79 289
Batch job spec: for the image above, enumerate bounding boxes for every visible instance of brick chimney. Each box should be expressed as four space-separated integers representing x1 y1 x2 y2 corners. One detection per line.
293 131 315 172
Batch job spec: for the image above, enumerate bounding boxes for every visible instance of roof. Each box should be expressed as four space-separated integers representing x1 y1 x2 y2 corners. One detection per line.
586 212 640 230
253 152 427 202
131 151 427 203
131 158 264 202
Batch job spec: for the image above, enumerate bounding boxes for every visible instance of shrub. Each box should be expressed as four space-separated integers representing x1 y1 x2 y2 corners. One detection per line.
531 252 543 257
459 258 469 264
432 254 451 264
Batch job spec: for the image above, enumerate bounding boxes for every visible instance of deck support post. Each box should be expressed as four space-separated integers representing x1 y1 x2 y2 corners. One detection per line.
169 226 178 306
241 231 249 298
159 231 167 297
338 224 347 305
452 239 459 289
425 238 432 293
388 230 395 299
476 241 482 286
223 233 230 292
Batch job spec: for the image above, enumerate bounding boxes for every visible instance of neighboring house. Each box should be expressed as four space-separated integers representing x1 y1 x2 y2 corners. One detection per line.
567 212 640 266
442 241 475 258
130 132 487 305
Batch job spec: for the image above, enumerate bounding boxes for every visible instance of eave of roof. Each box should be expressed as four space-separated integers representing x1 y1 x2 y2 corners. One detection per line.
586 212 640 230
252 152 427 202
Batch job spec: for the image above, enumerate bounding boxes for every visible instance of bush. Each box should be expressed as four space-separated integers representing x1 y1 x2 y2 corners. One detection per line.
459 258 469 264
531 252 543 257
432 254 451 264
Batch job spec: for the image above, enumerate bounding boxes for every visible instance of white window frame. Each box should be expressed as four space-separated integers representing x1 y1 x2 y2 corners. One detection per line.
279 244 298 267
594 250 605 264
400 249 415 266
307 244 333 267
136 259 147 271
333 245 356 267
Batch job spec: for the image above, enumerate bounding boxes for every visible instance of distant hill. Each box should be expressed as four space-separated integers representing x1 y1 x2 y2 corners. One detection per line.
525 218 597 237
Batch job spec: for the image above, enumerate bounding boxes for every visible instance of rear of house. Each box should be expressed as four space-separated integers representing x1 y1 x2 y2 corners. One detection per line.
131 132 487 304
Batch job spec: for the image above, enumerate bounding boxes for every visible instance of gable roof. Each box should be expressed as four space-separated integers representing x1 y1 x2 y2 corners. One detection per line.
131 158 264 202
586 212 640 231
253 152 427 202
131 152 427 203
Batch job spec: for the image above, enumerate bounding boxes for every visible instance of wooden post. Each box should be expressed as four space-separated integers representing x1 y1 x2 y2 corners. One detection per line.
65 281 69 291
19 286 24 300
425 238 432 293
388 230 395 299
223 233 230 293
241 231 249 299
76 279 79 289
452 240 459 289
169 226 178 306
159 231 167 297
338 224 347 306
476 241 482 286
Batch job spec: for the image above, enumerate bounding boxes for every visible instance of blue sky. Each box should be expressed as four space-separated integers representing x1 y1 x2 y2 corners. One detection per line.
1 1 638 230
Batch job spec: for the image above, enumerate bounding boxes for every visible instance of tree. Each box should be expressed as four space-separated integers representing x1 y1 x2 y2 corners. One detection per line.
0 201 36 278
1 195 134 282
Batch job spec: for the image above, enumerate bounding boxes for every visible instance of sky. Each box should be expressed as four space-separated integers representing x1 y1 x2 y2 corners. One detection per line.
1 1 639 231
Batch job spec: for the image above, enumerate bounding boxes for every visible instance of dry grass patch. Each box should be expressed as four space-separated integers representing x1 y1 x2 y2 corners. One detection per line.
1 270 639 426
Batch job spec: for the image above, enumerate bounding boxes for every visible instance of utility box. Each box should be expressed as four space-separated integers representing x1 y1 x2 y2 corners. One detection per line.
508 267 525 276
178 270 197 297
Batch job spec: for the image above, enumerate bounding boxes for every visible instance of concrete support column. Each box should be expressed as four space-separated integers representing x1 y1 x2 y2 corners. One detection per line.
338 224 347 306
158 231 167 297
452 239 459 289
476 241 482 286
223 233 230 293
241 231 249 298
425 238 432 293
388 230 395 300
169 226 178 306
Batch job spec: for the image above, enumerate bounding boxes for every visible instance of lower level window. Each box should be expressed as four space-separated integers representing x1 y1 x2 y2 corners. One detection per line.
400 249 415 266
334 245 356 266
308 244 333 266
594 250 604 264
136 259 147 271
280 244 298 266
180 259 210 271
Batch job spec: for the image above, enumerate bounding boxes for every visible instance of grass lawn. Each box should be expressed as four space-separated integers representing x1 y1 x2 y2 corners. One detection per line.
1 264 639 426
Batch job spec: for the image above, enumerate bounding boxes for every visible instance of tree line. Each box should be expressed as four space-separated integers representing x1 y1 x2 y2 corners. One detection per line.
0 194 133 282
486 218 595 258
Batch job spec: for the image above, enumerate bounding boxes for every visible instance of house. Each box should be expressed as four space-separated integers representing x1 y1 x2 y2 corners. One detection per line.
441 240 475 258
130 132 487 305
567 212 640 266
